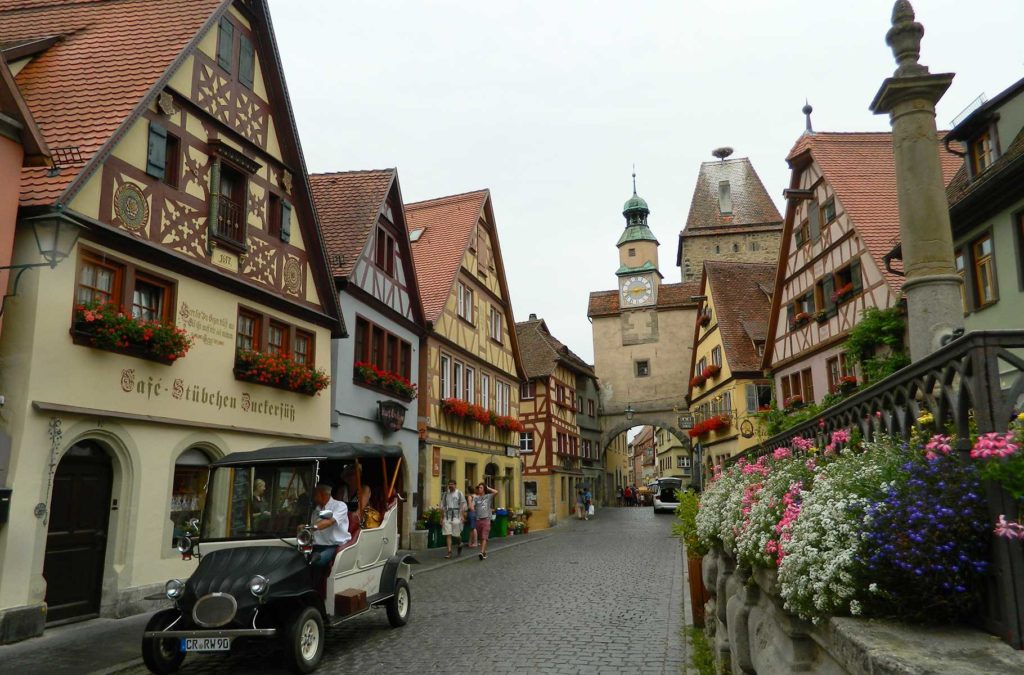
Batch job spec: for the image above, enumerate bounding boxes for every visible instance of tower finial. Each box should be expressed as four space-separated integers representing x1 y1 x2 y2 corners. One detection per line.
632 164 637 195
886 0 928 77
803 100 814 132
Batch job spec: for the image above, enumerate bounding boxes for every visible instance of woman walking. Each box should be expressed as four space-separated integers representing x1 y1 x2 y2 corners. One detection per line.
472 483 498 560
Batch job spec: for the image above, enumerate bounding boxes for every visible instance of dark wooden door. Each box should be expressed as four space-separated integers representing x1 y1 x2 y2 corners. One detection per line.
44 443 112 624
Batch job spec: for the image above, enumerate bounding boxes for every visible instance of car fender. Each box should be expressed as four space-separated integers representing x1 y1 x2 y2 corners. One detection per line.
378 553 419 595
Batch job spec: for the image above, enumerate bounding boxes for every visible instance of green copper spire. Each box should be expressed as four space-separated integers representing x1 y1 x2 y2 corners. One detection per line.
618 169 657 246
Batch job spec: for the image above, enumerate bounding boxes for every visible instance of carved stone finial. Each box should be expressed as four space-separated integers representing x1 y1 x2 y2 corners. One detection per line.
886 0 928 77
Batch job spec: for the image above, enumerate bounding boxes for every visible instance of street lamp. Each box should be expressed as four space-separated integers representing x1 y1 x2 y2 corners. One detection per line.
1 211 83 317
623 403 635 421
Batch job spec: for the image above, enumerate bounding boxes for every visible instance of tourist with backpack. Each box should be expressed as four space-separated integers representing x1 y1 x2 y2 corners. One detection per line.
440 479 466 558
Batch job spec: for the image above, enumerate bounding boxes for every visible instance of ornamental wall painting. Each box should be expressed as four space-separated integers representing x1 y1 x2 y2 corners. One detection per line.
192 57 270 149
182 145 212 202
247 181 267 231
159 198 207 259
108 173 153 239
240 233 277 287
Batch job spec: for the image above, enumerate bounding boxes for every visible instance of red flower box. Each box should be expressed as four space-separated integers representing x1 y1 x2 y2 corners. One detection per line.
690 374 706 388
831 282 854 303
354 361 418 400
702 364 721 379
235 349 330 395
73 302 193 364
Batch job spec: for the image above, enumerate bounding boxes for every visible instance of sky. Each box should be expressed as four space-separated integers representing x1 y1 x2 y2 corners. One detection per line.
269 0 1024 366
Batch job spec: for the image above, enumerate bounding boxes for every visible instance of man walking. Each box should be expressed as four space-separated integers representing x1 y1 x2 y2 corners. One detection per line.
441 479 466 559
471 482 498 560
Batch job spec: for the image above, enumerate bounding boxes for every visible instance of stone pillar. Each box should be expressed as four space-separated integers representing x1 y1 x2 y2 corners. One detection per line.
869 0 964 360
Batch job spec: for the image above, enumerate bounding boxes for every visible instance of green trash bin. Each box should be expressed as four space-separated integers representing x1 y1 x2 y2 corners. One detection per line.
493 509 509 538
427 524 444 548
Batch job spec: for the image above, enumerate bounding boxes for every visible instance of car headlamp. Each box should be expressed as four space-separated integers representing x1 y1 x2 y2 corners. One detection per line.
165 578 185 600
176 535 193 556
248 574 270 598
296 528 314 548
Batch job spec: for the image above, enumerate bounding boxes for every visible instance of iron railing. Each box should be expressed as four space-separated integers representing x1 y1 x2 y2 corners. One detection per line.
214 196 244 246
733 330 1024 648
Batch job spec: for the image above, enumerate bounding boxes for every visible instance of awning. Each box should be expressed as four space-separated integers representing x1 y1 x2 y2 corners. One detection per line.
212 441 404 466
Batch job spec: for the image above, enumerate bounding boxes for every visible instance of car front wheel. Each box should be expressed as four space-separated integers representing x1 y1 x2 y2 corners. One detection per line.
386 578 411 627
141 609 186 674
287 606 325 673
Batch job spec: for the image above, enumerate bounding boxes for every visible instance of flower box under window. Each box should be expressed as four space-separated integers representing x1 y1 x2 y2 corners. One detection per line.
71 302 193 365
353 361 417 401
234 349 330 395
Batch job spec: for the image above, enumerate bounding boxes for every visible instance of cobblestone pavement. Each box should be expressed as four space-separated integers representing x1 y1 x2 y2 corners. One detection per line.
122 507 687 674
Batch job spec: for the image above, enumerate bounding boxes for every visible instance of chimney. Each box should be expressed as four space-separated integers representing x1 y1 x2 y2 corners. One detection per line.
529 313 537 320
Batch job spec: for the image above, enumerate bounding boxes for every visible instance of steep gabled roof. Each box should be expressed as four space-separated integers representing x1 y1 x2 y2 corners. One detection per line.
0 53 48 163
407 189 489 322
514 318 594 379
309 169 396 278
704 261 775 375
682 157 782 231
0 0 223 205
784 131 961 291
587 280 702 318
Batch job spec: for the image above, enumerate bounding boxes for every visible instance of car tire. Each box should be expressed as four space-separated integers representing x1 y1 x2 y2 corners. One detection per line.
386 578 411 627
286 606 325 673
141 608 186 674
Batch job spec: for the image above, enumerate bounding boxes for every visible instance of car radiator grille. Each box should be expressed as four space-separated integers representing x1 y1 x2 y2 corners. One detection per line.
193 593 237 628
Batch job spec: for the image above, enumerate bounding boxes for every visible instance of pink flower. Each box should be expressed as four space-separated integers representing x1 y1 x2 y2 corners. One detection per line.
924 434 953 461
791 436 813 451
971 432 1019 460
875 411 882 418
818 419 825 428
773 447 792 460
995 515 1024 540
831 429 850 445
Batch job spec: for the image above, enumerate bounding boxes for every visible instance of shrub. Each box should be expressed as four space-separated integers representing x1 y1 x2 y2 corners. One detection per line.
673 489 708 558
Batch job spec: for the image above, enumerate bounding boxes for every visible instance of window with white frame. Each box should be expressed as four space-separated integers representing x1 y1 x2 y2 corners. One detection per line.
520 432 534 453
480 374 490 409
457 282 474 323
465 366 475 401
440 353 451 399
489 306 502 342
711 346 722 367
496 381 511 415
453 361 463 400
520 381 535 400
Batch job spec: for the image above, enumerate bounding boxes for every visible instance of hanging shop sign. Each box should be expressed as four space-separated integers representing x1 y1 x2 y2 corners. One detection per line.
377 400 407 433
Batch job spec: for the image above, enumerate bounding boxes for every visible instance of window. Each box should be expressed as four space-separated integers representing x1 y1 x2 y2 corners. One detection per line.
496 381 511 416
746 382 773 412
239 34 255 88
236 310 260 352
217 17 234 71
77 250 175 324
439 354 452 399
636 360 650 377
525 481 538 506
555 383 566 404
732 242 739 252
215 163 246 247
267 320 289 355
375 226 396 276
465 366 475 401
588 399 595 417
520 432 534 453
971 131 993 175
293 331 312 365
715 244 721 254
822 198 836 224
520 381 535 400
577 395 583 412
801 368 815 404
453 361 463 400
711 346 722 367
696 356 707 377
352 316 411 377
826 353 855 393
169 448 210 546
972 233 997 307
722 391 733 415
489 306 502 342
481 374 490 408
718 180 732 214
628 247 636 257
146 122 179 188
954 247 968 313
750 240 759 252
795 220 810 247
457 282 474 323
268 193 282 238
582 439 592 459
781 368 813 405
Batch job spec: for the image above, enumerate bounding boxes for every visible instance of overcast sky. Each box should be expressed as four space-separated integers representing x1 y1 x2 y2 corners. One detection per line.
270 0 1023 365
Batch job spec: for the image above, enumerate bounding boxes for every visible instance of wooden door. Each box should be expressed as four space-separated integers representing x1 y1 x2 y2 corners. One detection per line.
44 443 112 624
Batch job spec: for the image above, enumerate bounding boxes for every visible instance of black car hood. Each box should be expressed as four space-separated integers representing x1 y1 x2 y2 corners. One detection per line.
186 545 311 602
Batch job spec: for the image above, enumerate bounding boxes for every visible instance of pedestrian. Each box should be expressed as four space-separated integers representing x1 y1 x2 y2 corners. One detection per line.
584 487 593 520
624 485 633 507
440 479 466 559
471 482 498 560
616 486 624 507
466 482 478 547
576 489 586 520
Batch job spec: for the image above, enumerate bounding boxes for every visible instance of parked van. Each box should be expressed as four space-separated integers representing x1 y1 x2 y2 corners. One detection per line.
650 477 683 514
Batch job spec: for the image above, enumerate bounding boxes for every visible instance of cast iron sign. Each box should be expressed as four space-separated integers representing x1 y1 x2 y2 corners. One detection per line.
377 400 407 433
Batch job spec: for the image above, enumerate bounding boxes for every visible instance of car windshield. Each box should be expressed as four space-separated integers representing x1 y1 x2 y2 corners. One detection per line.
201 463 316 540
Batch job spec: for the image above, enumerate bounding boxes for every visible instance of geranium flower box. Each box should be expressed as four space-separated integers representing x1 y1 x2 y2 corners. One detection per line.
71 302 193 365
234 349 330 395
353 361 417 401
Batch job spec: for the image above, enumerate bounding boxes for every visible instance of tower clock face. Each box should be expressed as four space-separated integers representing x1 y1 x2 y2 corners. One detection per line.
620 275 654 306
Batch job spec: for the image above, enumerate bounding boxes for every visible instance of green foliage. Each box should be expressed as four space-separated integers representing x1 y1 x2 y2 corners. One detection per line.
845 307 909 383
687 626 716 675
757 402 823 437
672 489 708 558
861 352 912 384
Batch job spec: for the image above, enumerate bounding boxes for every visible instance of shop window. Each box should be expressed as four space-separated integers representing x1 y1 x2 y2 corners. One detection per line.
170 448 210 546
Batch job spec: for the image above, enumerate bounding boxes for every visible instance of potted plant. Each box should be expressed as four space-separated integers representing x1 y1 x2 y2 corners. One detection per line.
234 349 330 395
831 282 854 304
702 364 721 379
353 361 418 400
690 374 706 388
814 309 829 324
72 301 193 364
838 375 858 395
784 394 804 410
673 489 710 627
423 506 444 548
790 311 811 328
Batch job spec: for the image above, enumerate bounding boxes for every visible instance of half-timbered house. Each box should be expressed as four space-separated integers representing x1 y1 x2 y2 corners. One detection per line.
688 261 775 469
762 131 959 407
0 0 342 641
310 169 426 546
515 314 597 528
407 190 524 516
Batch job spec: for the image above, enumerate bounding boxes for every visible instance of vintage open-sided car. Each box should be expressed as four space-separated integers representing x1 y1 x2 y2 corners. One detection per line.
141 441 417 673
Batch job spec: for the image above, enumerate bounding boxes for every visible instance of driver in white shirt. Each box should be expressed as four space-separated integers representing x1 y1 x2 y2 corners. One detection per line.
307 483 351 566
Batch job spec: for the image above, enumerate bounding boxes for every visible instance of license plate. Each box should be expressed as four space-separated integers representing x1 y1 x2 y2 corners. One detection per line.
182 637 231 652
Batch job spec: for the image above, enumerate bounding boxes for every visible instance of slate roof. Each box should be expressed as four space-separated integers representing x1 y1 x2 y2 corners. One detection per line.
704 261 775 374
682 158 782 232
309 169 395 278
406 189 489 323
514 318 594 379
587 280 701 318
0 0 223 205
785 131 961 291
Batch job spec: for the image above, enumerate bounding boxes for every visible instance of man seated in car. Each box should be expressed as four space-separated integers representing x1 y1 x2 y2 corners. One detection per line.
303 484 351 567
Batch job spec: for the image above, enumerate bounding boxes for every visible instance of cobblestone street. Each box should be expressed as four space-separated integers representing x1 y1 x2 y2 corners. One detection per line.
118 507 686 674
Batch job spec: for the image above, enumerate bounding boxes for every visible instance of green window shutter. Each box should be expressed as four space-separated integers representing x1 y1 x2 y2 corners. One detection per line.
239 35 254 88
850 257 863 292
808 201 821 241
822 275 836 316
280 201 292 243
146 121 167 179
217 18 234 70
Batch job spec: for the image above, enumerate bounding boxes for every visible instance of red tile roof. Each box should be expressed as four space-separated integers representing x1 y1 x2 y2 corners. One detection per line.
587 280 701 318
683 158 782 232
514 318 594 379
704 261 776 374
309 169 395 278
947 128 1024 211
406 189 488 323
0 0 223 205
785 131 961 291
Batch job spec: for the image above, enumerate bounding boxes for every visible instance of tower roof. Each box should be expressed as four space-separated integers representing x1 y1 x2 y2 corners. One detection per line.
682 157 782 232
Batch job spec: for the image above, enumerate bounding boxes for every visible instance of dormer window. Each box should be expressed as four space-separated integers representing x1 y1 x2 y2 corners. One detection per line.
718 181 732 215
374 226 396 276
970 130 993 174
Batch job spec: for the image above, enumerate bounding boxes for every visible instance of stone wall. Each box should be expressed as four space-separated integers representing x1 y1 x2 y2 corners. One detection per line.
700 547 1024 674
679 230 782 283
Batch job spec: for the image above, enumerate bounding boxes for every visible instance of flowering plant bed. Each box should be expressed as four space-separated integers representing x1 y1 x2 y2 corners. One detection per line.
493 415 525 433
837 375 858 394
702 364 721 379
783 394 803 410
790 312 811 328
831 282 855 303
353 361 417 400
690 374 706 388
234 349 330 395
441 397 471 418
687 415 730 438
814 310 829 324
72 302 193 364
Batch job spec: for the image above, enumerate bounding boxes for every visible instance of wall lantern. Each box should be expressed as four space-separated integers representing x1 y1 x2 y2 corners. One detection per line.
1 210 83 316
623 403 635 421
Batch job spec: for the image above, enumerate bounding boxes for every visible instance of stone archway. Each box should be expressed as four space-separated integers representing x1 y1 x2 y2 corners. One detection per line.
600 411 691 453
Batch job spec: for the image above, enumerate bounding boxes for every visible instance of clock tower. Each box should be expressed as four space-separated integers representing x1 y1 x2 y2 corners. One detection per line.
616 173 661 309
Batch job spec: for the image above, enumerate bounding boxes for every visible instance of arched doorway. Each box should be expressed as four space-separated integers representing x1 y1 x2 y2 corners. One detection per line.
44 440 113 624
